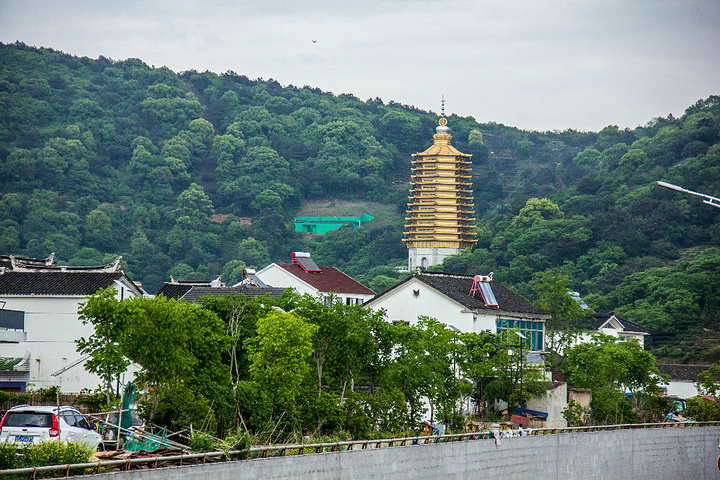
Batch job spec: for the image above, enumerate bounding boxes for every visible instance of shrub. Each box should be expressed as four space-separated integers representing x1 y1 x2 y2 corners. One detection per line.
219 428 251 459
37 386 60 404
189 433 216 452
76 388 110 413
0 440 93 477
685 396 720 421
563 399 590 427
0 441 19 470
137 383 217 439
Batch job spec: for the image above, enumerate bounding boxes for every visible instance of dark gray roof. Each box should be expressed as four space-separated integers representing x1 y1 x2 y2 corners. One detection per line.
0 271 135 296
0 254 53 270
656 364 715 382
155 281 209 299
157 281 287 303
180 285 287 303
372 271 548 316
574 310 651 334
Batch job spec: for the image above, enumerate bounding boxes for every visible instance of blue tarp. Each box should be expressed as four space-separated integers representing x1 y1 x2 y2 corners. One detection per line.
513 408 548 419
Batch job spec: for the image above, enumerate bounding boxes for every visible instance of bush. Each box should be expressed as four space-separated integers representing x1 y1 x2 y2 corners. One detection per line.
137 383 217 438
189 433 216 452
0 440 93 476
685 396 720 421
563 399 590 427
76 388 110 413
219 428 251 459
0 441 19 470
37 386 60 404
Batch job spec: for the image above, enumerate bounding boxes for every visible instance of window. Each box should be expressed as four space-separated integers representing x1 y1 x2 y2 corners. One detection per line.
496 319 544 351
4 412 53 427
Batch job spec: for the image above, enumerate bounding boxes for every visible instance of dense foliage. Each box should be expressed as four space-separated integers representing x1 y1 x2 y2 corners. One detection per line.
561 334 669 424
1 42 719 361
78 290 543 440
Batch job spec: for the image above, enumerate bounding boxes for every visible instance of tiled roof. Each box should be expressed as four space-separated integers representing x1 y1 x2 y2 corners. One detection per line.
180 285 287 303
0 271 134 296
156 282 199 299
0 254 53 270
371 271 547 316
573 310 651 334
275 263 375 295
656 364 715 382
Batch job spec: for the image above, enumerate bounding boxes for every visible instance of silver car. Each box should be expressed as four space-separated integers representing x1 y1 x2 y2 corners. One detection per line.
0 405 103 450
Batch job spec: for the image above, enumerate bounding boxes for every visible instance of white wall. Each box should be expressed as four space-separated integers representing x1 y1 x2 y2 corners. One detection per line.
526 383 568 428
85 426 720 480
0 282 140 393
256 264 317 296
256 264 374 305
366 278 479 333
408 247 460 270
662 380 700 399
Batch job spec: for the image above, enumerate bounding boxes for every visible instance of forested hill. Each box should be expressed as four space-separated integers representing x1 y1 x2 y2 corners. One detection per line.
1 42 719 362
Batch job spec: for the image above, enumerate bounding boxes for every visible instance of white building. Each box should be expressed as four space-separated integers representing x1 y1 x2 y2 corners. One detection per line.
255 252 375 305
364 271 550 352
0 254 142 393
548 309 651 353
656 364 712 399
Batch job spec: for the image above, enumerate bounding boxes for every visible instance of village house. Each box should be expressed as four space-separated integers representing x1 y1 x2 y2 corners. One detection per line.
254 252 375 305
364 271 549 353
656 363 713 400
156 272 286 302
0 254 142 393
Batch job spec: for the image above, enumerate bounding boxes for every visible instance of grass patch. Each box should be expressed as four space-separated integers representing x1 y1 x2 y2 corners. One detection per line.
295 199 404 231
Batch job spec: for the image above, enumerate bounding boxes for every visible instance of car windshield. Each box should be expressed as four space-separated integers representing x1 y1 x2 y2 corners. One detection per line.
3 412 53 428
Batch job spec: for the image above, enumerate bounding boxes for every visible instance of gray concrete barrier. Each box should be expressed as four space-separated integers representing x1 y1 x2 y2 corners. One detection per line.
81 426 720 479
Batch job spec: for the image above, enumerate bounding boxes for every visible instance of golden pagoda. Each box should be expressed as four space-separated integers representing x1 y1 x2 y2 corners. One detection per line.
403 115 477 269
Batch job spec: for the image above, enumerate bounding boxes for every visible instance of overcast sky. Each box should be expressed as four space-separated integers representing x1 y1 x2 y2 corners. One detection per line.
1 0 718 132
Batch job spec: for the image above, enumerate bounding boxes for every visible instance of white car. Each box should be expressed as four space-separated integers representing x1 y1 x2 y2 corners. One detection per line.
0 405 104 451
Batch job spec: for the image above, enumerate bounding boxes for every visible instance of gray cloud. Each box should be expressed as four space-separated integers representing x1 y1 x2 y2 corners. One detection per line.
1 0 718 131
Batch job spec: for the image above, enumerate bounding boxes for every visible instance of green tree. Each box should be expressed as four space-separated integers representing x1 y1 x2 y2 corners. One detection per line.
84 209 114 250
77 288 131 399
244 310 318 428
236 237 270 268
561 335 666 424
531 269 589 367
511 198 564 228
458 331 505 417
77 291 230 427
175 183 214 220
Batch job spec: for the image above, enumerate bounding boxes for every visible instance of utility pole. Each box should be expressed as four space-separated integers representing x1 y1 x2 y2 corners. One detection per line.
514 331 527 409
657 181 720 209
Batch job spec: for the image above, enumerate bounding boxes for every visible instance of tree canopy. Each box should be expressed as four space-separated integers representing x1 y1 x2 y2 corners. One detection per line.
2 42 719 362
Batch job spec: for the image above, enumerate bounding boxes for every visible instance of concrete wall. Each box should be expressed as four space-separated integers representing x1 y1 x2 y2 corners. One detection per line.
87 426 720 480
526 382 568 428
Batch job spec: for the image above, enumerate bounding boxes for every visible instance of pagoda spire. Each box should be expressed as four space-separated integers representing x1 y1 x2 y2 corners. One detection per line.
403 107 477 270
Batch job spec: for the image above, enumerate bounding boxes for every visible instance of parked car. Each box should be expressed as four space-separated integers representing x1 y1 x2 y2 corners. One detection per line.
0 405 103 450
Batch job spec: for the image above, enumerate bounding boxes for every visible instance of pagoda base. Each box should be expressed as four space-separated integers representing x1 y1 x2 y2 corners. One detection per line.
408 247 461 270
